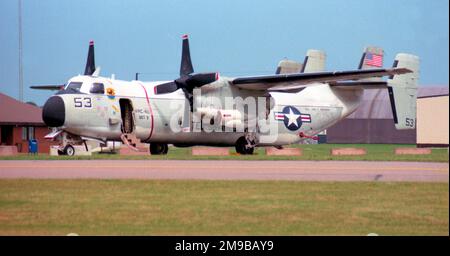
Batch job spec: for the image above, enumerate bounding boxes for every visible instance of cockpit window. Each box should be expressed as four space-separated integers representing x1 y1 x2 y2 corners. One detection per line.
90 83 105 94
66 82 82 91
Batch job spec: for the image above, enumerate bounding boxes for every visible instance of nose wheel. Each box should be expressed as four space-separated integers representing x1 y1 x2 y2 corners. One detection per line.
150 143 169 155
63 145 75 156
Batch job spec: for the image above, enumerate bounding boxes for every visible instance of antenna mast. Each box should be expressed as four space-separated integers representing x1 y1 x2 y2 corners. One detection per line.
18 0 23 102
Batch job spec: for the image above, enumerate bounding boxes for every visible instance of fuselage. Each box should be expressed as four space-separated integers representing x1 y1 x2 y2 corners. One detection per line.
43 75 364 147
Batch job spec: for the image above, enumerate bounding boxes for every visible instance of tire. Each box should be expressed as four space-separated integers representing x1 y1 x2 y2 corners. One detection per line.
150 143 169 155
245 147 254 155
235 143 244 154
64 145 75 156
235 137 254 155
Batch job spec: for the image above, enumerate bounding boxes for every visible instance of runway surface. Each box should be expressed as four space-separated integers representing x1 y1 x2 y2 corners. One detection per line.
0 160 448 182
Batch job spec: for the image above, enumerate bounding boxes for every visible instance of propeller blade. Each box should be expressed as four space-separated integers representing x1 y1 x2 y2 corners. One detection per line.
84 40 96 76
185 72 219 88
181 99 191 132
30 85 65 90
180 34 194 76
153 81 179 94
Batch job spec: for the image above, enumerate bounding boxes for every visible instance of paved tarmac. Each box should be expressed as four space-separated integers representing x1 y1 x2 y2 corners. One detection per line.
0 160 448 182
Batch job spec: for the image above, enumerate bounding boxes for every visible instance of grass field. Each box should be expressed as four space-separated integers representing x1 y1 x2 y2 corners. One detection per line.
0 144 448 162
0 179 447 235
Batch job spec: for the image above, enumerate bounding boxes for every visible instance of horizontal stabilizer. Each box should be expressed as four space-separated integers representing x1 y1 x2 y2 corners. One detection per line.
232 67 411 91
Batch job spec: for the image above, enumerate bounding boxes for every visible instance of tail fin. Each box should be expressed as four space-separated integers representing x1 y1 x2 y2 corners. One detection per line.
300 49 326 73
358 46 384 82
275 49 326 74
275 59 302 74
387 53 419 130
358 46 384 69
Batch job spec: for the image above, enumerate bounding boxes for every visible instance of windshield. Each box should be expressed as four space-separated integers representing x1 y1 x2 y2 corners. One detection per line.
66 82 82 91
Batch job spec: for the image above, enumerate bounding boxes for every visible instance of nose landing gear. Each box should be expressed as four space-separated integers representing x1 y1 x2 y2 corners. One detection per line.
63 145 76 156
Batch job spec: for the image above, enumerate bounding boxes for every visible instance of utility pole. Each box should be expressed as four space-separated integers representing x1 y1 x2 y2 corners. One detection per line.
18 0 23 102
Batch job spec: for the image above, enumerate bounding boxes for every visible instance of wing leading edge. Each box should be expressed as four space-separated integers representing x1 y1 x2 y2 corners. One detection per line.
231 68 410 91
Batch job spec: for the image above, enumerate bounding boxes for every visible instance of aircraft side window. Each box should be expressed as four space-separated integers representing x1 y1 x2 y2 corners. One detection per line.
66 82 83 91
90 83 105 94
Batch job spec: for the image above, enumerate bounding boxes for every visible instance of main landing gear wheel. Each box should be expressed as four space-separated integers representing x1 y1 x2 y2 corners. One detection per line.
64 145 75 156
150 143 169 155
235 137 254 155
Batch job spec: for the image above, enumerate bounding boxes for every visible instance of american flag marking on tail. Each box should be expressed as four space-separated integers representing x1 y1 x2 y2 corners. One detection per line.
365 53 383 67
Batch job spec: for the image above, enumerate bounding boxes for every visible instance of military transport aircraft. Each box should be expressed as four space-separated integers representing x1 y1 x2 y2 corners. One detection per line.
33 35 418 155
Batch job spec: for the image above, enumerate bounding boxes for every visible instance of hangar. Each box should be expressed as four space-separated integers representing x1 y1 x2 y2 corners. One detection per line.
0 93 57 154
417 92 449 147
326 86 449 146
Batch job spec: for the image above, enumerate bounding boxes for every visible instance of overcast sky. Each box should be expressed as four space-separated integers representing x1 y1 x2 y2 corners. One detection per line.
0 0 448 105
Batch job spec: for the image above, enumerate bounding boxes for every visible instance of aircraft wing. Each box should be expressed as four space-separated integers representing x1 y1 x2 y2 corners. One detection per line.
231 68 410 91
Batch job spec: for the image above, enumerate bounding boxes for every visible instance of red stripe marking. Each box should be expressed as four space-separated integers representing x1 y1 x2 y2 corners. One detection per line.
138 83 154 141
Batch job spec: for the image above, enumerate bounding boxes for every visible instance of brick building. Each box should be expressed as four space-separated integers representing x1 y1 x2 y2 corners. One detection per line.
0 93 57 154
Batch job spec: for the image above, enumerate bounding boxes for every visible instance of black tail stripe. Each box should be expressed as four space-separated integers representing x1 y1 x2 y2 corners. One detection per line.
388 86 399 124
389 60 399 80
358 52 366 69
300 56 308 73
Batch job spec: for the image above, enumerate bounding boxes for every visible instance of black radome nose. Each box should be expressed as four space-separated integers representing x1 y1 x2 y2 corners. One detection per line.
42 96 65 127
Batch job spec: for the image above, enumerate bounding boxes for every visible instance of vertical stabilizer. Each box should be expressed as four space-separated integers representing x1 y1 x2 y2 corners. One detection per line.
275 59 302 74
387 53 419 130
358 46 384 82
300 49 326 73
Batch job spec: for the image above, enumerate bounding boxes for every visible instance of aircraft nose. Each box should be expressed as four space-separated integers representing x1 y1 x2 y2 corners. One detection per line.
42 96 65 127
